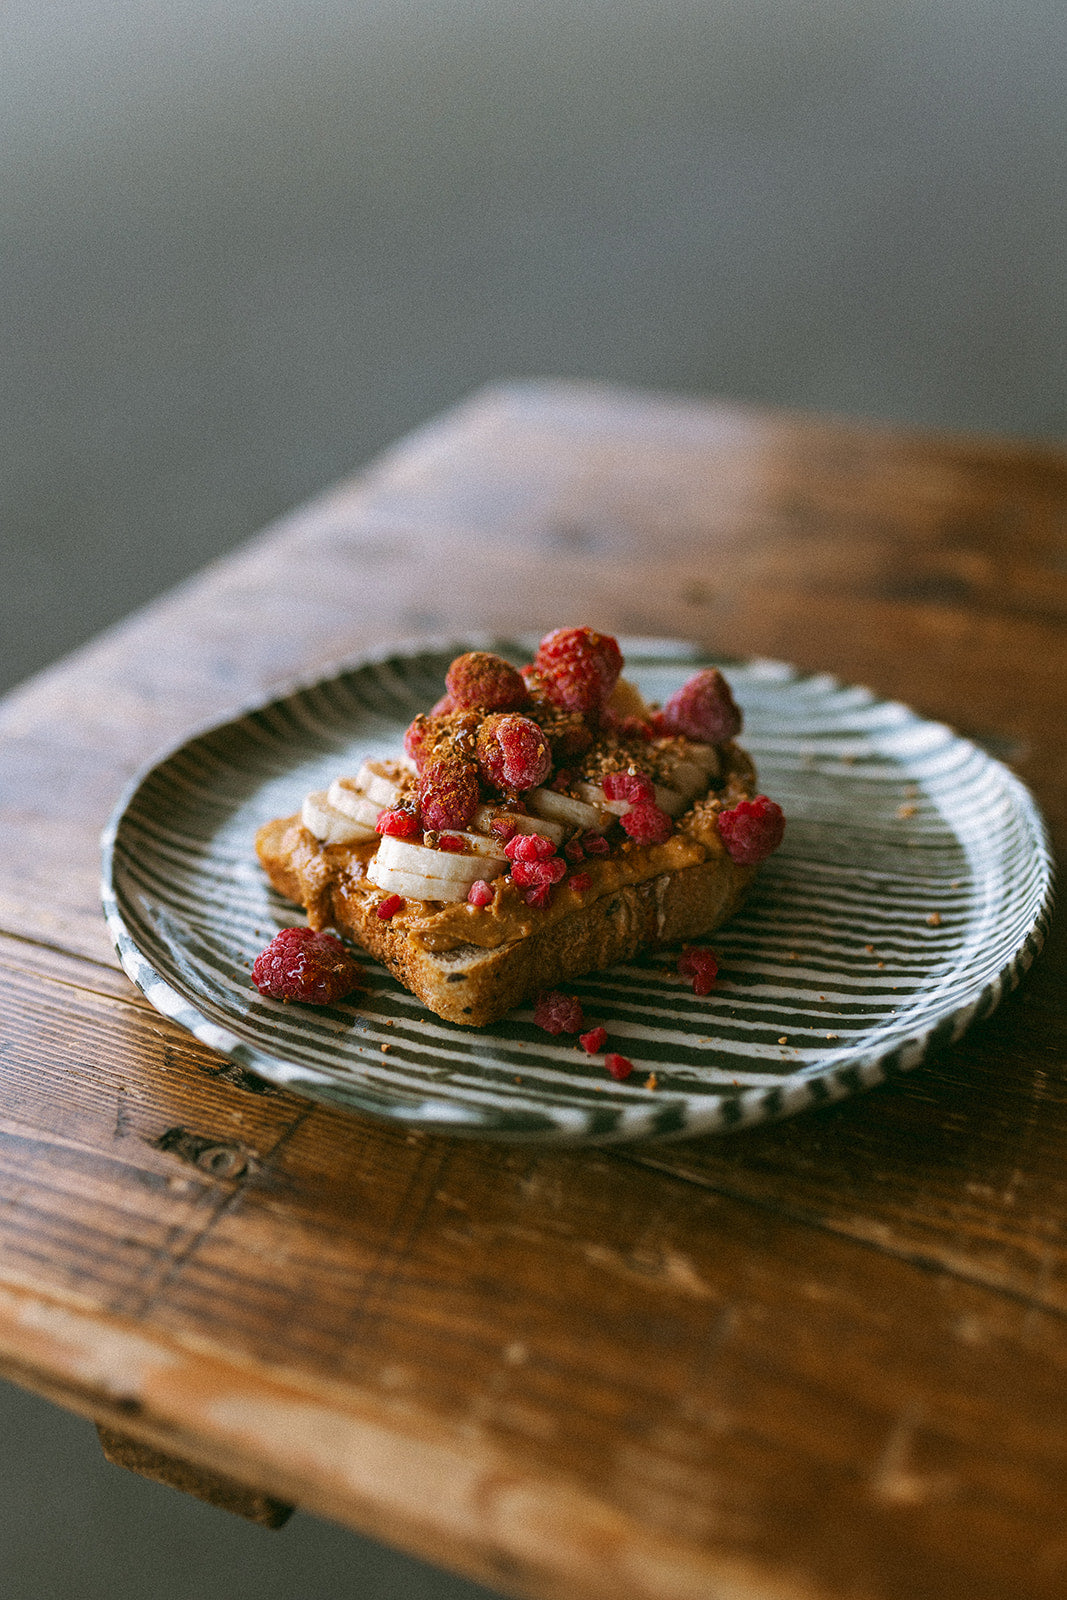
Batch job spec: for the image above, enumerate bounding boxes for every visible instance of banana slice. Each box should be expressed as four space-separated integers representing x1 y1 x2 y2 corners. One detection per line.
439 830 510 860
327 778 383 828
301 791 378 844
356 759 412 808
661 757 710 799
652 784 686 817
472 806 565 846
367 858 493 903
376 834 493 883
606 676 653 721
682 742 720 776
527 788 611 831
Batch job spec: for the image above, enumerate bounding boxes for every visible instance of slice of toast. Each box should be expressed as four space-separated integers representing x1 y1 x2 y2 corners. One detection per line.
255 753 758 1026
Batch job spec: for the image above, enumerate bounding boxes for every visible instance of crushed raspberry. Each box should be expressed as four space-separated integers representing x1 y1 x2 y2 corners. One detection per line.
564 836 586 864
533 991 585 1034
569 871 592 893
467 879 494 907
523 884 553 908
489 815 518 842
620 802 673 845
582 831 611 856
678 946 719 995
605 1053 635 1081
251 927 362 1005
602 769 655 805
477 713 552 793
445 651 528 712
511 856 567 889
377 894 405 919
580 1026 607 1053
717 795 786 865
533 627 624 713
658 667 742 744
436 833 466 852
504 832 557 863
376 808 420 838
418 754 480 830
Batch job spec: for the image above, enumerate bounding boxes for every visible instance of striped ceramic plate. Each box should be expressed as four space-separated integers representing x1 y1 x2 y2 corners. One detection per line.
101 639 1053 1143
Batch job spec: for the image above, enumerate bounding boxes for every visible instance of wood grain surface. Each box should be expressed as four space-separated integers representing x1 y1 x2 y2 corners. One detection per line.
1 380 1064 1600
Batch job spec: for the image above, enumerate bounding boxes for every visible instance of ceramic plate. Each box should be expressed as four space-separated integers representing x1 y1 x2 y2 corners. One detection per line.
101 638 1053 1143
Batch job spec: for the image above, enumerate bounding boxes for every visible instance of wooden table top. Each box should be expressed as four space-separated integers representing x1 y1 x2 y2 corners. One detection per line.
1 380 1064 1600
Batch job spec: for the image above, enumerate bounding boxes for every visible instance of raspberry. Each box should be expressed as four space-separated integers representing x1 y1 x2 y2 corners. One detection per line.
511 856 567 889
658 668 742 744
601 709 654 740
489 815 518 842
605 1053 634 1081
429 694 455 717
523 884 553 909
418 754 479 830
533 991 585 1034
377 893 405 920
467 879 494 907
582 831 611 856
602 769 655 805
251 927 362 1005
620 802 673 845
404 714 435 771
716 795 786 865
435 833 466 852
375 808 420 838
678 946 719 995
445 651 528 712
533 627 624 713
476 713 552 793
580 1026 607 1053
504 832 557 863
569 871 592 893
564 836 585 864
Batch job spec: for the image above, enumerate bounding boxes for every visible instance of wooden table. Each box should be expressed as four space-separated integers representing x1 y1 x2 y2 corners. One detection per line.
2 380 1064 1599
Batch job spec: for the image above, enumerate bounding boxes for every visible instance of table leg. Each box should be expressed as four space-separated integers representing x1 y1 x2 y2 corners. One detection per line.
96 1425 294 1527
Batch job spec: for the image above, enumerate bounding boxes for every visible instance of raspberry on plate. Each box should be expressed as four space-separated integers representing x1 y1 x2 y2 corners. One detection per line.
445 651 528 712
476 713 552 793
251 927 362 1005
533 991 585 1034
716 795 786 865
533 627 624 713
678 945 719 995
657 667 742 744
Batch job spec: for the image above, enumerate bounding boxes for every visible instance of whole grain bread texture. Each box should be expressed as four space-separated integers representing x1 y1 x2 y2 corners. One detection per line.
255 745 759 1027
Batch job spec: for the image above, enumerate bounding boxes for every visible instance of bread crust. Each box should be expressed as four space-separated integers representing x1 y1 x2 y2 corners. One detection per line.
255 809 756 1027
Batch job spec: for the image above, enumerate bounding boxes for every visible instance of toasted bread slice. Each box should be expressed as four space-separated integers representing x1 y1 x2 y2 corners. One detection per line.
255 747 759 1026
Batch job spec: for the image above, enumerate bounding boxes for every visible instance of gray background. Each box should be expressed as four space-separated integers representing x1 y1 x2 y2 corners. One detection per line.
2 1 1064 1595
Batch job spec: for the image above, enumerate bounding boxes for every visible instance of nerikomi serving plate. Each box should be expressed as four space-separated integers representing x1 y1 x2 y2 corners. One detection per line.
101 639 1053 1144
